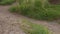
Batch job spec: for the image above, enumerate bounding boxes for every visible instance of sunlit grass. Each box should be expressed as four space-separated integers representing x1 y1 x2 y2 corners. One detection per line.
20 19 52 34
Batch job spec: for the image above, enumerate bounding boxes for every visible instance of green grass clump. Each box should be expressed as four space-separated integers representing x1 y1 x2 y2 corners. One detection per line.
0 0 15 5
9 0 60 20
9 6 17 13
20 20 51 34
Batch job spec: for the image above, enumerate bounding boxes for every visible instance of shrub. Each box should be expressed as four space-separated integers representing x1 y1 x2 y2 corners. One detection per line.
0 0 15 5
20 20 51 34
10 0 60 20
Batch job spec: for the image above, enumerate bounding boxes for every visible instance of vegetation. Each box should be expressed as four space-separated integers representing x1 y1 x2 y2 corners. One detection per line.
0 0 15 5
9 0 60 20
20 20 51 34
9 6 17 12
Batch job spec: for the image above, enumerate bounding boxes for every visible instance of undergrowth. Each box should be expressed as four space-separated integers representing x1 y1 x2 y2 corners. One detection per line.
9 0 60 20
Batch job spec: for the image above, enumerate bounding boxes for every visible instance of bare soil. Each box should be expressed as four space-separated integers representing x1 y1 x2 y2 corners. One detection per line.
49 0 60 4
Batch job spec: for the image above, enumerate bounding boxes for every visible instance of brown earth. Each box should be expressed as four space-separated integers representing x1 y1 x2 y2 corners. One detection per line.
49 0 60 4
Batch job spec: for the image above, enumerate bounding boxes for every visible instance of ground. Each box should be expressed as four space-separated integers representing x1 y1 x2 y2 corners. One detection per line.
0 3 60 34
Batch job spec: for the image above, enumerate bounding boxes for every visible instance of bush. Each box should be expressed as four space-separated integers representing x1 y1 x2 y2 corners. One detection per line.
20 20 51 34
10 0 60 20
0 0 15 5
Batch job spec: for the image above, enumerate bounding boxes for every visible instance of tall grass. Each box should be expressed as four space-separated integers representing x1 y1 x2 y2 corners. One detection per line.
10 0 60 20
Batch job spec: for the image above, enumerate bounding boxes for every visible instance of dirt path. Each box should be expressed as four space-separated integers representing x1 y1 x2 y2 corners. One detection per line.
0 5 25 34
0 4 60 34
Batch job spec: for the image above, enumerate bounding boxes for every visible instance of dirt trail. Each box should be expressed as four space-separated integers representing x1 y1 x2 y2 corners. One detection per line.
0 5 25 34
0 4 60 34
